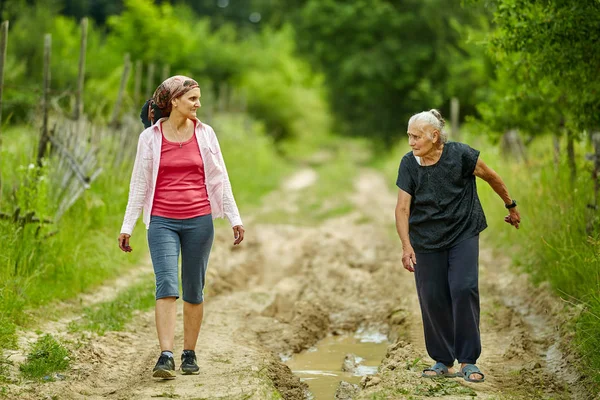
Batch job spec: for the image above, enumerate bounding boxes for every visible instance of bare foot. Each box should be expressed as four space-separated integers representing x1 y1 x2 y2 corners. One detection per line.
460 363 484 381
423 366 456 376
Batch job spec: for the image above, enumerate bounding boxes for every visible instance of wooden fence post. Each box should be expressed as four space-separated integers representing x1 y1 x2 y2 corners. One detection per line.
145 62 155 99
592 133 600 209
110 53 131 126
73 17 87 120
450 97 460 141
134 60 142 106
161 64 170 81
567 130 576 185
37 33 51 167
553 134 560 171
0 20 8 202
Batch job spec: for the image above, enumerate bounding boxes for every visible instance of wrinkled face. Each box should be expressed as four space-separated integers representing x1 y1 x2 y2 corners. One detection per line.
407 121 438 157
173 87 201 119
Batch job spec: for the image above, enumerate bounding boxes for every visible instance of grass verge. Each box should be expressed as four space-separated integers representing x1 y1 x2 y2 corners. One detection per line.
68 276 155 335
19 334 70 380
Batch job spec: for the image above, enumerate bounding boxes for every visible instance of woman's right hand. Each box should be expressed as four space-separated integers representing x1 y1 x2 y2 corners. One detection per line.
118 233 132 252
401 246 417 273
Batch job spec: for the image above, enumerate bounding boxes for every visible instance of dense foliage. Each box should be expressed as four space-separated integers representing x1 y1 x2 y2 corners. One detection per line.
1 0 330 143
291 0 493 143
478 0 600 136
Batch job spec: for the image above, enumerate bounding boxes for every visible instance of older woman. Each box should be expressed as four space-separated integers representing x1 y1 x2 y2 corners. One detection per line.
118 76 244 379
395 109 520 383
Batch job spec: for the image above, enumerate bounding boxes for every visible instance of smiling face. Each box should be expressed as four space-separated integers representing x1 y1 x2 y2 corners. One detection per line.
407 121 439 157
172 87 201 120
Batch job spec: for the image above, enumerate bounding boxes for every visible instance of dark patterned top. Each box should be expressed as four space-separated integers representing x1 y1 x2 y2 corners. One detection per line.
396 142 487 253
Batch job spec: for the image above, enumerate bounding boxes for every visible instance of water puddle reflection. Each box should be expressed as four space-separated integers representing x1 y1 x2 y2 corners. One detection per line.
285 331 388 399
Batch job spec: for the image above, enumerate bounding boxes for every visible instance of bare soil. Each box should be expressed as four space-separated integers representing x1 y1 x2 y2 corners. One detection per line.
2 168 590 400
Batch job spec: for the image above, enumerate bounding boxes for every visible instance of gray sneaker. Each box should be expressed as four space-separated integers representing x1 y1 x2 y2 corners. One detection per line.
152 354 176 379
180 350 200 375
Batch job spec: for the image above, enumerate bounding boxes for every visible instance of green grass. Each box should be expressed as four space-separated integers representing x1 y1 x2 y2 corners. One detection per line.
212 113 293 209
0 354 11 384
260 138 370 225
413 380 476 397
68 276 156 335
471 133 600 393
19 334 70 380
376 131 600 394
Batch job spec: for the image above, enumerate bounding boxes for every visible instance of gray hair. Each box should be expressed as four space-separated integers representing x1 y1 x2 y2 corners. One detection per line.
408 109 448 144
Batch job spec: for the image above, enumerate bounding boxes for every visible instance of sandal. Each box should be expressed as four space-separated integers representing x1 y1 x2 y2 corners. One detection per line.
461 364 485 383
421 362 459 378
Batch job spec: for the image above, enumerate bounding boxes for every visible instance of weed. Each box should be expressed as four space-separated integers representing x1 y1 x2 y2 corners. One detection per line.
405 357 428 372
0 317 17 351
0 353 13 383
413 380 476 396
19 334 70 380
69 277 155 335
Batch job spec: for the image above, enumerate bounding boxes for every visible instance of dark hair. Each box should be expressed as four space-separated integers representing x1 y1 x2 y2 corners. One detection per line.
140 99 166 128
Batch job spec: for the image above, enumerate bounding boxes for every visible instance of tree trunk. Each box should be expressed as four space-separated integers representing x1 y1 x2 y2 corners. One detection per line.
592 133 600 209
553 134 560 170
73 17 87 120
566 130 576 185
0 20 8 206
450 97 459 142
37 34 51 167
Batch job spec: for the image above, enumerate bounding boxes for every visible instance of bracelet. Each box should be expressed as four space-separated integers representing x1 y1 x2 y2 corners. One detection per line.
505 199 517 209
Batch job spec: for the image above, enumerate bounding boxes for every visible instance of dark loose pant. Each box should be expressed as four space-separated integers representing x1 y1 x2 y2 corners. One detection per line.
414 235 481 365
147 214 214 304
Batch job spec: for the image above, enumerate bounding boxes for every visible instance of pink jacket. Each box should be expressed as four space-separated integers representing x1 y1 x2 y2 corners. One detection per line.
120 118 243 235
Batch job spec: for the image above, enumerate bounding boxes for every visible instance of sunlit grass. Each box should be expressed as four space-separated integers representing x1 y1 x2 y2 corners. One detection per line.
68 277 155 335
258 138 369 225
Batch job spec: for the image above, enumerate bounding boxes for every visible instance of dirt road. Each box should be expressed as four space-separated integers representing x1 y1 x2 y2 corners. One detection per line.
4 168 589 399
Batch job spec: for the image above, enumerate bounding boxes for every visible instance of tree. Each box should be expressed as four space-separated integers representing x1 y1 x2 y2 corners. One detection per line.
485 0 600 133
292 0 492 144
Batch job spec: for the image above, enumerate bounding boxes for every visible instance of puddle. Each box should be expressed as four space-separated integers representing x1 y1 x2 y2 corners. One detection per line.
286 332 389 400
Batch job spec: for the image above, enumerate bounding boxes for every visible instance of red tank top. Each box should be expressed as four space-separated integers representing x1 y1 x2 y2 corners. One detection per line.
151 121 212 218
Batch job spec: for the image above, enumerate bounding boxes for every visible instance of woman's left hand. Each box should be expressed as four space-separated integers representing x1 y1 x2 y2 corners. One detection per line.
504 207 521 229
233 225 245 245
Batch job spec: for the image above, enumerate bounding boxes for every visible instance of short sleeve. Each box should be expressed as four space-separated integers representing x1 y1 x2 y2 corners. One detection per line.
461 144 480 178
396 156 415 196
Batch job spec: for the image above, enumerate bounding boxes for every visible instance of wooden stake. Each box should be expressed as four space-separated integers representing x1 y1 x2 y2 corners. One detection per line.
161 64 170 81
73 17 87 120
450 97 459 141
0 20 9 204
37 33 51 167
592 133 600 209
567 130 576 185
111 53 131 126
134 60 142 106
145 62 155 99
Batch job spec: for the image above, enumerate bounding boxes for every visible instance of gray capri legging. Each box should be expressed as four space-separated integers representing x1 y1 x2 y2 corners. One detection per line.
147 214 214 304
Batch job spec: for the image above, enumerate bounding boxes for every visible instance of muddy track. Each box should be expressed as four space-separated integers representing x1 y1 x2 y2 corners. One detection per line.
4 169 589 400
